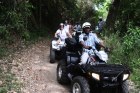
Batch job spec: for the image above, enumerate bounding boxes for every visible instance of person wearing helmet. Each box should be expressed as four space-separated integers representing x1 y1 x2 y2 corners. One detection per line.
55 23 72 41
79 22 105 65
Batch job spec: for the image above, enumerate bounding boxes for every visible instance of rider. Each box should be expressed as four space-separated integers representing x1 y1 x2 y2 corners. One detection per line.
55 23 72 41
74 22 81 32
79 22 105 65
64 20 70 32
98 17 105 33
64 19 74 36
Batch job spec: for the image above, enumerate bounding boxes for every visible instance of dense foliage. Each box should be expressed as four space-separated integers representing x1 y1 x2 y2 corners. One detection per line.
0 0 102 41
0 0 140 92
0 0 33 41
106 0 140 33
105 27 140 90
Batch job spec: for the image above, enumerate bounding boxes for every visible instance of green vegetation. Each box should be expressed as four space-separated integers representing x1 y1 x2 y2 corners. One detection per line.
0 0 140 92
104 27 140 90
103 0 140 90
0 72 21 93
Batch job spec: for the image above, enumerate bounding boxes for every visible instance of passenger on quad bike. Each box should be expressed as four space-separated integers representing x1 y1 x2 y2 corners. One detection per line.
72 22 82 37
50 23 72 63
54 23 72 41
64 19 74 36
79 22 106 65
74 22 81 32
64 20 70 33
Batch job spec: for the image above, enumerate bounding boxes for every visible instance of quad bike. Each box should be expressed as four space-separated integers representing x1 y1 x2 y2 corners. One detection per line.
50 37 66 63
56 42 130 93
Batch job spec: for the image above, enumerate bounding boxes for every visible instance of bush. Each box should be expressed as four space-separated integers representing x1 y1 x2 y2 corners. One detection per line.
105 27 140 89
104 33 124 64
123 27 140 54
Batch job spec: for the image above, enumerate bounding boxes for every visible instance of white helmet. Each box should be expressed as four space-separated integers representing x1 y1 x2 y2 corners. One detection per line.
82 22 91 28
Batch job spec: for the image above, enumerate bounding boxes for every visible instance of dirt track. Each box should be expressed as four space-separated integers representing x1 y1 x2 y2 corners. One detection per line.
11 39 70 93
10 39 139 93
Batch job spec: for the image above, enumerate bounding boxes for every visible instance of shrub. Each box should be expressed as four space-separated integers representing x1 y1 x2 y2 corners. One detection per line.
105 27 140 89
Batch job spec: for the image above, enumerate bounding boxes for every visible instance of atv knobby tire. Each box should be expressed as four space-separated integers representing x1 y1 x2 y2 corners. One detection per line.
57 60 69 84
121 81 129 93
50 46 55 63
72 76 90 93
108 81 129 93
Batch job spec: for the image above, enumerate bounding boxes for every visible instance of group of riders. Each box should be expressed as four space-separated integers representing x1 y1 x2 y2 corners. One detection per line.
54 18 106 65
53 19 130 93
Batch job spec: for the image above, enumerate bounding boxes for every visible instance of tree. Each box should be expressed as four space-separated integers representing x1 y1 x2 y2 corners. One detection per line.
105 0 121 32
106 0 140 34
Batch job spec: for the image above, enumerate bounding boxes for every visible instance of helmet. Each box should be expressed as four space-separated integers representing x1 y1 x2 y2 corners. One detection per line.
82 22 91 29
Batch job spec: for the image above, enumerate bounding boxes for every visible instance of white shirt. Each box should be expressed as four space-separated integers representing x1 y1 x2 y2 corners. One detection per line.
56 29 68 41
79 33 100 52
64 24 70 32
74 25 81 31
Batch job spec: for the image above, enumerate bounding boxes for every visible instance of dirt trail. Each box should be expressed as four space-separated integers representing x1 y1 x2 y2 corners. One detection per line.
10 39 139 93
11 39 70 93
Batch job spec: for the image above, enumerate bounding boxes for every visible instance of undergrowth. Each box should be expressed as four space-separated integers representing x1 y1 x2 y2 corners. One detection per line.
103 27 140 91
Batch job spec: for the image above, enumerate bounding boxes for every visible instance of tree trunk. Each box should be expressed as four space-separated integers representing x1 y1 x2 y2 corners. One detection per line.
105 0 121 32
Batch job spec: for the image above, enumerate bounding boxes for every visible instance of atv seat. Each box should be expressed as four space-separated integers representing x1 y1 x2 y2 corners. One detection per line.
66 51 80 64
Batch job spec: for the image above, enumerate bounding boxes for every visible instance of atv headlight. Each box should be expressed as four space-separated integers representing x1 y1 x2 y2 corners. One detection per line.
123 74 129 81
92 73 100 81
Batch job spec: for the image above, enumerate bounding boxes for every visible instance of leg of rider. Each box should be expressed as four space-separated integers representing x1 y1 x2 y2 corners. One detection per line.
80 52 89 65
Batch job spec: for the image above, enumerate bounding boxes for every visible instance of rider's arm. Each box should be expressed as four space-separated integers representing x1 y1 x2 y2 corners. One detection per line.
94 33 105 48
98 40 105 48
54 30 60 37
54 32 58 37
66 32 72 38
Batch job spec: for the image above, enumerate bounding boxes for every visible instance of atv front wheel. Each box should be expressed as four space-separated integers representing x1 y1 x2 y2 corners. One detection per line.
121 81 129 93
110 81 129 93
72 76 90 93
50 47 55 63
57 60 69 84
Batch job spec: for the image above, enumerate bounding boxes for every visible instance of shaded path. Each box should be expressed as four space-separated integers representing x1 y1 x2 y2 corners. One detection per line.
10 39 139 93
11 39 70 93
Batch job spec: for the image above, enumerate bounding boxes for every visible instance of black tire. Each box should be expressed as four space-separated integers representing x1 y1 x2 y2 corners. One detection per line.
110 81 129 93
57 60 69 84
71 76 90 93
121 81 129 93
50 46 55 63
